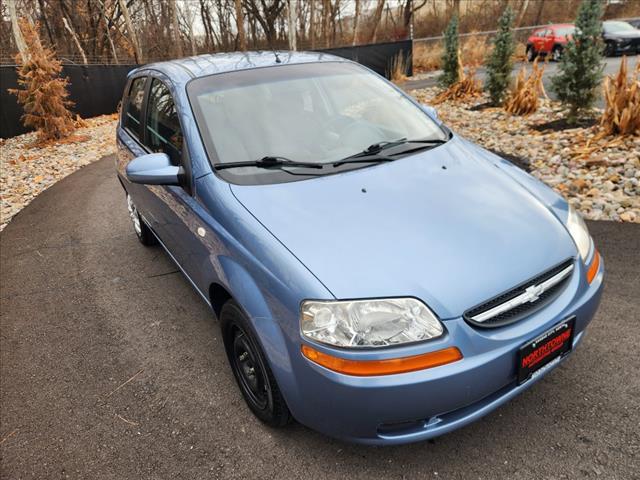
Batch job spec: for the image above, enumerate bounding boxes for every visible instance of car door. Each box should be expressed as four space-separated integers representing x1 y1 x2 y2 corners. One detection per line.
117 75 162 227
530 29 545 51
140 76 198 269
543 29 555 52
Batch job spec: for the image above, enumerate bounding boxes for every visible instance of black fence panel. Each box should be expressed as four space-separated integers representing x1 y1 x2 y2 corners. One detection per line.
1 64 136 139
1 40 412 139
318 40 412 78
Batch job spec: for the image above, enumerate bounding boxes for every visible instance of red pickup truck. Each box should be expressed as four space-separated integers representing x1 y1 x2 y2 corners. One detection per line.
526 24 575 61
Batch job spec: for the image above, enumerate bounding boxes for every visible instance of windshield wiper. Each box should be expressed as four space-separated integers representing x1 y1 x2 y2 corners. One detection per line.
332 138 448 167
332 154 397 167
214 156 323 171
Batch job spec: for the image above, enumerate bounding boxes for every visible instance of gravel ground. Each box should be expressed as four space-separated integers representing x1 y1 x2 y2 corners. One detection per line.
413 87 640 223
1 92 638 231
0 115 117 231
1 156 638 479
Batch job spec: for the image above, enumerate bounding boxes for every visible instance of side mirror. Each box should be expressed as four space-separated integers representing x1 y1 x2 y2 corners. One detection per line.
126 153 180 186
421 104 439 121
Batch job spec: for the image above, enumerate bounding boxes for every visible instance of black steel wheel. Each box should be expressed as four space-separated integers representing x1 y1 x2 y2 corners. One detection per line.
231 327 269 410
221 300 291 427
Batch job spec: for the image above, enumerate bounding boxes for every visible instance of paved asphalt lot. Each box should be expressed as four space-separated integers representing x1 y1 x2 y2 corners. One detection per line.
402 55 636 108
1 155 639 479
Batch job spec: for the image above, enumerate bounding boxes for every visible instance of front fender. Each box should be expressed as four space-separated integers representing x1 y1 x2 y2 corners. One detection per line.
216 255 303 410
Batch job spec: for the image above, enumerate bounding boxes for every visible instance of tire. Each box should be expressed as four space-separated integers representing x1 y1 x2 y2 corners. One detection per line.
604 42 615 57
126 194 157 246
220 300 291 427
526 45 536 62
551 45 563 62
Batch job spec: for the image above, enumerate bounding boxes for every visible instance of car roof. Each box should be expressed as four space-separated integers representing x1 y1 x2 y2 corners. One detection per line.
128 50 348 86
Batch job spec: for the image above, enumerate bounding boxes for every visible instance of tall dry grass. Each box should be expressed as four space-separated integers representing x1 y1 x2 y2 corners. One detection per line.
505 58 548 115
600 56 640 136
432 52 483 103
413 37 528 74
413 41 443 73
389 51 410 83
461 34 490 67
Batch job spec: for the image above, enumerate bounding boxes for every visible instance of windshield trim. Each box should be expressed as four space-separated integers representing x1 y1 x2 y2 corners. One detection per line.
186 61 450 186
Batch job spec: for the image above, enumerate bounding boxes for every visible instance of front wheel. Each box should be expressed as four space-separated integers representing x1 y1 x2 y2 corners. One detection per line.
126 194 157 246
221 300 291 427
604 42 615 57
551 45 563 62
526 45 536 62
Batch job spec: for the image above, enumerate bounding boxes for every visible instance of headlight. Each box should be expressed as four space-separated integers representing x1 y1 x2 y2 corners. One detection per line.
567 205 592 262
301 298 443 348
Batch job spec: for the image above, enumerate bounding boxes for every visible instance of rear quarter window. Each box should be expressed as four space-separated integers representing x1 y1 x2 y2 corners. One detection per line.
123 77 147 139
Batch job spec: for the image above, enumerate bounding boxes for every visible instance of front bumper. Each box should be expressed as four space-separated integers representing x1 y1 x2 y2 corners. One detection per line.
284 257 604 445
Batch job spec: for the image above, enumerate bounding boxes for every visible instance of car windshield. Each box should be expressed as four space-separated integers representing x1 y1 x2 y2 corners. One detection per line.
603 21 636 33
187 62 447 184
554 26 575 36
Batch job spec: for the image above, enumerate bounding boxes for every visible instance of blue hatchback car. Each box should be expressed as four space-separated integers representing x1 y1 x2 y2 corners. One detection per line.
116 52 604 445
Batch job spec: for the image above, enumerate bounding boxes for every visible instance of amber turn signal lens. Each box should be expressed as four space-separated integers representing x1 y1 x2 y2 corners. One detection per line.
301 345 463 376
586 249 600 284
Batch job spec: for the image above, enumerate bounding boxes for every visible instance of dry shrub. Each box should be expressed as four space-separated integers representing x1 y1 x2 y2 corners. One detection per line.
433 52 482 104
9 19 75 145
513 42 528 61
461 34 490 67
413 41 443 73
389 51 409 83
505 58 548 115
600 56 640 136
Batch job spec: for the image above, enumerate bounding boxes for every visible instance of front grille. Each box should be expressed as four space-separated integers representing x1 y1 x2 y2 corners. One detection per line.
464 258 575 328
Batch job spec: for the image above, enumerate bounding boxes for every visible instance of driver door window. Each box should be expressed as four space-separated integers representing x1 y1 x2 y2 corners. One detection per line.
145 79 183 166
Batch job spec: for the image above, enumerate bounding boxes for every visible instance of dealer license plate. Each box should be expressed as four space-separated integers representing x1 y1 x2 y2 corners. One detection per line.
517 317 575 384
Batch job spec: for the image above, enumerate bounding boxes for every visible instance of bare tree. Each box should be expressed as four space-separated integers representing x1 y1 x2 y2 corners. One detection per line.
534 0 546 25
287 0 297 50
369 0 386 44
62 16 88 64
352 0 361 46
182 1 198 56
168 0 183 58
243 0 285 49
235 0 247 50
118 0 142 62
402 0 427 34
516 0 530 27
98 0 119 63
309 0 316 48
7 0 28 58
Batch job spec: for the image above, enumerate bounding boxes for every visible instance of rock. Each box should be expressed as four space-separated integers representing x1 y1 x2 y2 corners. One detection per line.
620 211 637 222
572 178 588 190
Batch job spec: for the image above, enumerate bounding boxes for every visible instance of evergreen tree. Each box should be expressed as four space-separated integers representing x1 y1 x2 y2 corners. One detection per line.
9 19 76 144
551 0 604 122
439 16 459 88
485 7 515 105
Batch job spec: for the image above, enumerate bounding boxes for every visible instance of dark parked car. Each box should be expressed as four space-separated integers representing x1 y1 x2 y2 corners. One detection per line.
526 24 575 61
602 20 640 56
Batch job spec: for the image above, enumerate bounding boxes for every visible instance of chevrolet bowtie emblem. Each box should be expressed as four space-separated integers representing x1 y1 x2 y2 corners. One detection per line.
523 284 544 303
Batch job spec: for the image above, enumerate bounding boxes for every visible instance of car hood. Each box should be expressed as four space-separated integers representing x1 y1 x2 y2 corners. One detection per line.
230 137 577 319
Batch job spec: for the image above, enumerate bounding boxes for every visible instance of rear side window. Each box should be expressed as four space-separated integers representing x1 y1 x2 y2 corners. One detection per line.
124 77 146 138
145 79 183 165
